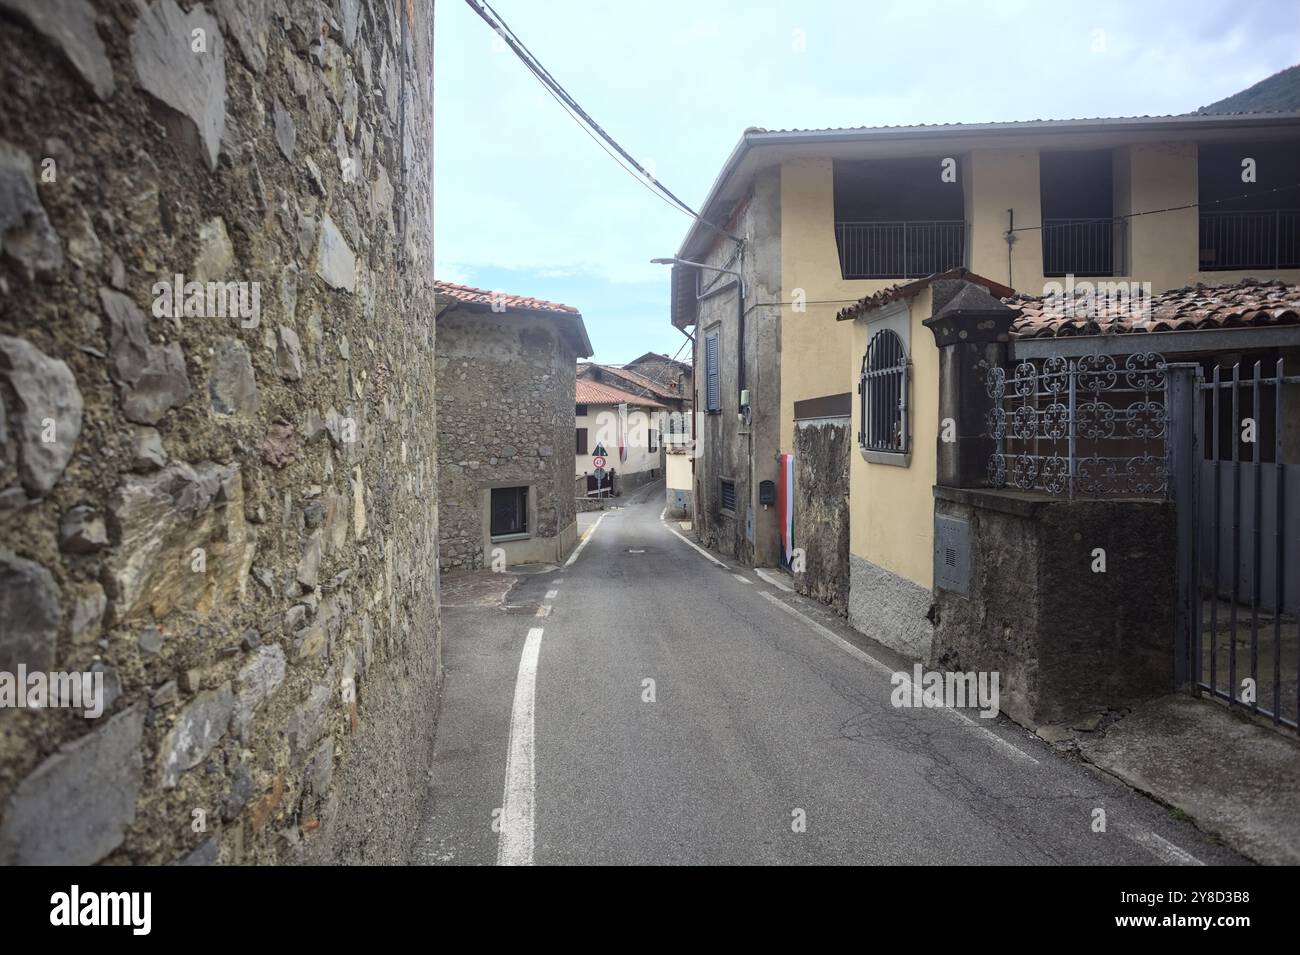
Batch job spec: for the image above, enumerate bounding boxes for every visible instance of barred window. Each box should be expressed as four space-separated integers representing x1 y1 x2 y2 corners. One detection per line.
719 478 736 512
858 329 910 455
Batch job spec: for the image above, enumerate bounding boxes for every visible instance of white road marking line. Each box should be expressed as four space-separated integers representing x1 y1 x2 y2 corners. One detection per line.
534 605 550 617
497 626 543 866
664 524 727 567
659 507 667 521
1124 828 1204 866
757 591 1038 765
545 589 558 600
732 573 752 584
754 568 794 592
564 513 605 567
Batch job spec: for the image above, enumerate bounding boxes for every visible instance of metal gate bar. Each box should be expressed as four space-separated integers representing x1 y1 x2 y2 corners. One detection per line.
1195 358 1297 731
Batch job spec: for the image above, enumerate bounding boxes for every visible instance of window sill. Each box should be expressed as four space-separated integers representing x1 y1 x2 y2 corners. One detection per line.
860 448 910 468
490 533 531 543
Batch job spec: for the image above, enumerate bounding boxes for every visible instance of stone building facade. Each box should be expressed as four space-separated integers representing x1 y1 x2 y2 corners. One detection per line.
0 0 438 864
435 282 592 572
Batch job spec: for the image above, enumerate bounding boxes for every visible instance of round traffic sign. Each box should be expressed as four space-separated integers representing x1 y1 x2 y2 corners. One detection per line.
592 455 607 469
593 467 607 481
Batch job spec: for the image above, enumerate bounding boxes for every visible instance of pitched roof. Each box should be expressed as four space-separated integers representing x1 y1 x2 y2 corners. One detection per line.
1007 278 1300 339
434 280 578 314
675 112 1300 262
434 280 593 357
584 362 681 401
576 378 667 409
627 351 692 371
835 269 1016 321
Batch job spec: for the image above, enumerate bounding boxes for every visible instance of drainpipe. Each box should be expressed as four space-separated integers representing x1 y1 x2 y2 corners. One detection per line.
1004 208 1016 287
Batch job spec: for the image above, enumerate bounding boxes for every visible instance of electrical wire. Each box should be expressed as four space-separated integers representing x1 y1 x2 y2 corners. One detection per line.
1009 180 1300 233
464 0 740 244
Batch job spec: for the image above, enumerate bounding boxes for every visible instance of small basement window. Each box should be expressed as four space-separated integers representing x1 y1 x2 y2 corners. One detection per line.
720 478 737 513
490 486 529 538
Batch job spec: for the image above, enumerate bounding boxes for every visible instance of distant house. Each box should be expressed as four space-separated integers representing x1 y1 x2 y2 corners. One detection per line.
434 281 593 572
624 351 694 410
575 374 667 496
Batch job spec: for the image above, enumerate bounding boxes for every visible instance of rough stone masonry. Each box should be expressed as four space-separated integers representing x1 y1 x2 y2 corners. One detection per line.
0 0 439 864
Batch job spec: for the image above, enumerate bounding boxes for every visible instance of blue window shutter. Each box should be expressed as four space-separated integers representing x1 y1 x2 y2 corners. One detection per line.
705 334 720 412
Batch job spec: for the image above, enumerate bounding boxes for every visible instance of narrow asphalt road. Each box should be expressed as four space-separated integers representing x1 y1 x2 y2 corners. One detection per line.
416 484 1243 865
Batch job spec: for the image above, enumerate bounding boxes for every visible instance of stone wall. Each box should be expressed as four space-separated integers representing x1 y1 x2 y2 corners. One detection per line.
792 420 849 612
0 0 439 865
436 309 578 572
932 487 1176 729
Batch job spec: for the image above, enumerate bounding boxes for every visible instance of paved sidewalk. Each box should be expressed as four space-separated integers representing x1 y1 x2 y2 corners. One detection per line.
1071 695 1300 865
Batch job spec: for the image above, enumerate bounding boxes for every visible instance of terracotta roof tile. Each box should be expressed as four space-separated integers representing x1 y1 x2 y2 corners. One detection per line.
1006 278 1300 338
576 378 667 409
834 269 1016 321
588 363 681 400
434 280 579 314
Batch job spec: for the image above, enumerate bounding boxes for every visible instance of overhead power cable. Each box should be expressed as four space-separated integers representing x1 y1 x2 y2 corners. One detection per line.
463 0 741 244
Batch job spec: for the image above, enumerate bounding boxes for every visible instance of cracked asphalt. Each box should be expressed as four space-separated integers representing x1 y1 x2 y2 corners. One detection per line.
416 485 1246 865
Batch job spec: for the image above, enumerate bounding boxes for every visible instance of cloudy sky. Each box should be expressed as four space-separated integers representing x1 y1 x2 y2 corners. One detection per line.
434 0 1299 364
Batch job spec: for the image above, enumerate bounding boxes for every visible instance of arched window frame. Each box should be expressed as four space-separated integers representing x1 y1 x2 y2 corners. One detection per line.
858 327 911 460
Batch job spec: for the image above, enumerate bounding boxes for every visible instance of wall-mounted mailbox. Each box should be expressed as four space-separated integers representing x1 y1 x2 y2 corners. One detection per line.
758 479 776 507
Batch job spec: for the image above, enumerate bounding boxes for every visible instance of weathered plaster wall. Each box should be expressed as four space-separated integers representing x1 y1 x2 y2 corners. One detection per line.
792 419 848 612
0 0 438 865
694 166 781 566
437 309 577 572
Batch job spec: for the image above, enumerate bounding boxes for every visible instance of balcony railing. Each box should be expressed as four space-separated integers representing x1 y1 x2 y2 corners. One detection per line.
1199 209 1300 271
836 220 966 280
1041 217 1126 277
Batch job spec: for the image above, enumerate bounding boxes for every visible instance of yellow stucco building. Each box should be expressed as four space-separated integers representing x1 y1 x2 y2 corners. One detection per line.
669 112 1300 656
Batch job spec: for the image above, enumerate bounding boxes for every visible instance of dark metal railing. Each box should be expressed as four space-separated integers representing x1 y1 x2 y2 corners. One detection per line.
984 353 1169 499
859 330 909 454
1041 217 1125 277
1199 209 1300 271
836 220 966 279
1194 359 1299 732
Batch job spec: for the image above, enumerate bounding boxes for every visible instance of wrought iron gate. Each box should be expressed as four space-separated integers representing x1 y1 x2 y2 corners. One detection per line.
1171 359 1299 732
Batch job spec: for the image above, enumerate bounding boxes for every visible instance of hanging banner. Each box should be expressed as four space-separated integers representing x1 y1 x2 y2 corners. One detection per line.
778 452 794 565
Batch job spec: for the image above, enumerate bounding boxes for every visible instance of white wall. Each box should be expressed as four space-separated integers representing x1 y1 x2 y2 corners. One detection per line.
575 402 662 483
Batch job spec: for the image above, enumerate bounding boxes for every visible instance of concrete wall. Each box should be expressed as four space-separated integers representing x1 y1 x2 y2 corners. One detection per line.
437 310 578 571
932 488 1176 728
693 166 782 566
0 0 438 864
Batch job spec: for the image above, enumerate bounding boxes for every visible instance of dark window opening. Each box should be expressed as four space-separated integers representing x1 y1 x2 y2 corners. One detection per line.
649 429 658 452
1199 140 1300 271
720 478 736 513
1039 149 1123 276
833 158 967 279
859 329 909 454
490 486 528 537
575 403 588 416
576 427 588 454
